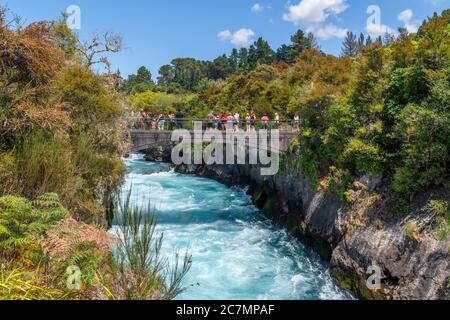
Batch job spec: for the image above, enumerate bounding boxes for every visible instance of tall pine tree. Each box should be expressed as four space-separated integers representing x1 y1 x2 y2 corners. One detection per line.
341 32 359 57
276 29 319 63
357 33 366 53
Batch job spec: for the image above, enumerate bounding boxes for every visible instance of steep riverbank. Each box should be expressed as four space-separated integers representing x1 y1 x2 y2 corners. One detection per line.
174 160 450 300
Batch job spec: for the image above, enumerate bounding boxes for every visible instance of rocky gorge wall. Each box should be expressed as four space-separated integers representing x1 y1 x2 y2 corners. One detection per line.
173 158 450 300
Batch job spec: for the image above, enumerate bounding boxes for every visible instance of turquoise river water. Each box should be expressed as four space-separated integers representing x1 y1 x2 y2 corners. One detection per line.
118 154 352 300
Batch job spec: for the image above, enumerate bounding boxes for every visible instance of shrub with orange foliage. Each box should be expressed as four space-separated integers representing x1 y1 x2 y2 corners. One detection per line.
3 101 71 137
0 6 68 140
39 218 118 262
0 8 63 87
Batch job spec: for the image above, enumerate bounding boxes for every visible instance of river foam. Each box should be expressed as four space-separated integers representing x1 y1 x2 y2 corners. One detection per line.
117 154 353 300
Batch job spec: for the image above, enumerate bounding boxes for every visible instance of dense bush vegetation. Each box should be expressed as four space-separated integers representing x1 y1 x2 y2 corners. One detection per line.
0 8 192 300
0 8 128 223
0 193 191 300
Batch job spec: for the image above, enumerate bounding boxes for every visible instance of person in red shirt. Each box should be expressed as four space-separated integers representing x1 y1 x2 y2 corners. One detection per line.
220 113 228 130
261 115 269 130
250 112 257 131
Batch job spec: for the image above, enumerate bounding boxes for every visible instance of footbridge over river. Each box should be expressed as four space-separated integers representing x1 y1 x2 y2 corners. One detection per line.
130 129 298 153
129 118 300 154
131 129 298 156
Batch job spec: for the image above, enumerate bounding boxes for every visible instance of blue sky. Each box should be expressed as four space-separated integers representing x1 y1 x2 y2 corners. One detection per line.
4 0 449 79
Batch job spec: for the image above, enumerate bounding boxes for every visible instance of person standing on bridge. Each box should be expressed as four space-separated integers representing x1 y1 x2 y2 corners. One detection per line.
226 113 235 131
157 113 165 131
245 113 251 131
213 113 220 130
175 109 184 129
294 114 300 131
151 114 157 130
220 113 228 130
233 112 240 131
146 112 153 130
206 112 215 131
139 110 145 130
261 114 269 130
274 112 280 129
250 111 257 131
168 112 175 131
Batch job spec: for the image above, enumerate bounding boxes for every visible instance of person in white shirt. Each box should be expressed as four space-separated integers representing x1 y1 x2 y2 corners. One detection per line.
294 114 300 131
245 113 251 131
274 112 280 129
233 112 240 131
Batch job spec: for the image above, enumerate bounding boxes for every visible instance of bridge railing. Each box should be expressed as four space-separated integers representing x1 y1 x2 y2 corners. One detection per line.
130 118 301 132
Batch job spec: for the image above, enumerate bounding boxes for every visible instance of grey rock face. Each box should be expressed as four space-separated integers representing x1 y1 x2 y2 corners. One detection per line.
175 161 450 300
360 173 383 192
143 145 172 162
331 227 449 300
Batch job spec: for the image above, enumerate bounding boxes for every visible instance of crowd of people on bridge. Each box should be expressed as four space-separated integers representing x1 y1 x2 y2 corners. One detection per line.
138 109 301 132
138 110 185 131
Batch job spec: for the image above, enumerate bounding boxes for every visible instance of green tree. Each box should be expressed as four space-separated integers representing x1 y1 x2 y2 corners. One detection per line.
132 90 182 114
158 58 203 92
176 58 202 91
248 37 275 69
205 55 233 80
291 30 319 54
122 66 154 94
341 32 359 57
277 30 319 63
50 14 79 57
137 66 152 82
384 67 428 125
276 44 292 63
157 64 174 87
416 10 450 70
238 47 250 72
357 33 366 52
392 105 449 199
228 48 239 73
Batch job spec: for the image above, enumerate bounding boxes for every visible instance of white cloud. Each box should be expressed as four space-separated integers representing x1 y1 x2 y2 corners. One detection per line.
283 0 349 24
309 24 348 40
218 28 256 47
398 9 419 33
398 9 413 22
282 0 349 40
366 22 394 38
218 30 232 41
251 3 264 13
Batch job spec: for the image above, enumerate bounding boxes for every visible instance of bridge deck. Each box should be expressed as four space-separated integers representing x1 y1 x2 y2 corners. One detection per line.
130 129 298 153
